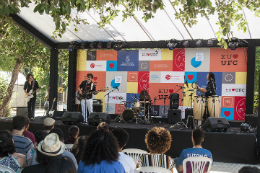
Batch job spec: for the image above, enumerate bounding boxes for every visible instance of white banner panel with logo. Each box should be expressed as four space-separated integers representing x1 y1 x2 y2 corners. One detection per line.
160 72 184 83
105 93 127 104
222 84 246 96
86 61 106 71
139 49 161 61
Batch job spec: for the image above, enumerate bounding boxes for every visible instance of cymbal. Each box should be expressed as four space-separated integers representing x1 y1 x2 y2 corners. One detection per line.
139 101 151 103
122 101 131 103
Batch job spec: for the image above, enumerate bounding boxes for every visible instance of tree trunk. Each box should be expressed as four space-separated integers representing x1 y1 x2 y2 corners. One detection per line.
0 58 23 117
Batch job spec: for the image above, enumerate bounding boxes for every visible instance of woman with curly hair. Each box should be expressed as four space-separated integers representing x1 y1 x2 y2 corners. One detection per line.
137 127 174 172
77 130 125 173
71 135 88 164
0 130 26 173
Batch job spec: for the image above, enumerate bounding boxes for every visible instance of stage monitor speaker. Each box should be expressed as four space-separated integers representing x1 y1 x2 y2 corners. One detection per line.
168 109 181 124
170 93 179 109
53 111 66 120
93 104 102 112
61 112 84 125
245 114 258 128
88 112 111 126
203 117 230 132
16 107 28 117
185 108 193 120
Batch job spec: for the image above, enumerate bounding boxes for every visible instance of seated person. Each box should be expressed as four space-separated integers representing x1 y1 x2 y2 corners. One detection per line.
71 136 88 164
45 156 76 173
176 128 213 173
77 130 125 173
0 130 26 173
97 122 109 131
24 121 35 145
239 166 260 173
30 128 77 168
64 126 80 144
111 128 135 173
137 127 174 172
43 118 55 133
22 133 65 173
34 130 49 146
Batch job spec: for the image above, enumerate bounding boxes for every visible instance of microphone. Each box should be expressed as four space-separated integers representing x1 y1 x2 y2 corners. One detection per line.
115 85 119 91
177 85 185 88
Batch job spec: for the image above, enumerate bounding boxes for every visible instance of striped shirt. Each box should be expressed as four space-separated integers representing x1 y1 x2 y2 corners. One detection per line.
13 135 34 155
137 153 174 170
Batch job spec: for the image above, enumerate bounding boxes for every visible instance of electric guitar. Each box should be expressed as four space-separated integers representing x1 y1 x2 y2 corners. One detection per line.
77 87 109 100
48 97 56 117
24 89 38 102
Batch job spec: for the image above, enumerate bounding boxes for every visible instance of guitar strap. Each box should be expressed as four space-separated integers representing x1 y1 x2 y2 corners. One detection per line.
91 82 93 90
32 80 35 89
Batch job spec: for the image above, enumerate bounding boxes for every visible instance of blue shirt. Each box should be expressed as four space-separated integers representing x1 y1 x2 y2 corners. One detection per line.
177 148 213 166
13 135 34 155
77 160 125 173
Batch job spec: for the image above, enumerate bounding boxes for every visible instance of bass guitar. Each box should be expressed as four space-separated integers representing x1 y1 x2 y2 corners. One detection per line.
77 87 109 101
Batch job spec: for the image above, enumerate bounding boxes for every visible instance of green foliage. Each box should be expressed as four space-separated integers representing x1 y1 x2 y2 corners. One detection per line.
0 76 11 117
254 47 260 112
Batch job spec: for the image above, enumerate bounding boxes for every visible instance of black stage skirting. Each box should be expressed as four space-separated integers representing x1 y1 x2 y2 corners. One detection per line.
0 118 256 164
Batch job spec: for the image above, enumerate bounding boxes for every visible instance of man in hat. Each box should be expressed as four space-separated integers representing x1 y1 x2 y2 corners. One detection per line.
43 118 55 133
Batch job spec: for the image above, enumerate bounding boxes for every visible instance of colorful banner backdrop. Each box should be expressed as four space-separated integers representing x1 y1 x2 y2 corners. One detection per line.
76 48 248 121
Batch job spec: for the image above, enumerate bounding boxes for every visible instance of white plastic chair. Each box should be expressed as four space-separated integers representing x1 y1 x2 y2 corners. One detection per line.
183 157 212 173
122 148 148 164
0 165 15 173
65 144 74 152
135 166 172 173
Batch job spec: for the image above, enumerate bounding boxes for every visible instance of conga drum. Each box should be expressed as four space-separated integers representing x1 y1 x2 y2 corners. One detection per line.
208 95 220 117
193 96 205 120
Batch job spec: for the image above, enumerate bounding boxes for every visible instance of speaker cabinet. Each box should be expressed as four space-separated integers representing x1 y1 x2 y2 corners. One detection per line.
16 107 28 117
203 117 230 132
170 93 179 109
88 112 111 126
61 112 84 125
245 114 258 128
93 104 102 112
185 108 193 120
168 109 181 124
53 111 66 120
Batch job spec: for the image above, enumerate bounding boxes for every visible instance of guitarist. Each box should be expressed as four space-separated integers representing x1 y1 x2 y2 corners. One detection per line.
78 73 99 122
23 74 40 121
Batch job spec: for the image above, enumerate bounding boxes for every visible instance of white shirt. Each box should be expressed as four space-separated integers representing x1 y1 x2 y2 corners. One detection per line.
118 152 136 173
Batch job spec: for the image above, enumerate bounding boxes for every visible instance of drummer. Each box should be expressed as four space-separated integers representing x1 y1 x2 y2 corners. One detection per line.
195 72 216 98
139 90 151 116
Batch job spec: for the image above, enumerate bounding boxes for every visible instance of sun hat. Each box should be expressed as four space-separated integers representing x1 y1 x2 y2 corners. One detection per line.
37 133 65 156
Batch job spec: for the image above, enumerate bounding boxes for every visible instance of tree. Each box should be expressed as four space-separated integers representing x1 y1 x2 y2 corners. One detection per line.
1 0 259 47
0 17 50 117
254 47 260 113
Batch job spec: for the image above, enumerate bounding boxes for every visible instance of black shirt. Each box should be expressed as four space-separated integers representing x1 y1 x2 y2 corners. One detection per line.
79 80 96 99
23 80 40 97
22 164 46 173
205 81 216 97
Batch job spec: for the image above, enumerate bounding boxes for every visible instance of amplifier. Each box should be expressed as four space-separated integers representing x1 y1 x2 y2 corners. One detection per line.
203 117 230 132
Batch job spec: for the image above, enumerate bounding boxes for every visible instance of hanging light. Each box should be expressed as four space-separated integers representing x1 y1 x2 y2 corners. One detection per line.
196 40 202 47
183 40 189 48
167 39 178 50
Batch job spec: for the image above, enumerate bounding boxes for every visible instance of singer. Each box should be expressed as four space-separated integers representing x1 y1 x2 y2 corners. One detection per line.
78 73 99 122
195 72 216 97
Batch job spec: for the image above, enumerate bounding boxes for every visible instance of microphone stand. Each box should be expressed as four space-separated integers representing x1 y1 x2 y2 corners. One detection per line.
105 86 118 121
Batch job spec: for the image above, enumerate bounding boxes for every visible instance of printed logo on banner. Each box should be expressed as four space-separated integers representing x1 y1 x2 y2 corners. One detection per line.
191 57 202 68
150 60 173 71
159 105 170 117
127 72 138 82
126 93 140 108
185 48 210 72
138 72 150 93
221 96 234 108
185 72 197 83
87 50 96 60
150 105 160 116
117 50 139 71
139 61 150 71
96 50 117 60
105 93 126 104
139 49 161 61
234 97 246 120
150 72 161 83
222 72 235 84
86 61 106 71
173 49 185 71
161 72 184 83
110 79 121 89
220 108 234 120
105 104 115 114
222 84 246 96
115 104 126 115
106 61 117 71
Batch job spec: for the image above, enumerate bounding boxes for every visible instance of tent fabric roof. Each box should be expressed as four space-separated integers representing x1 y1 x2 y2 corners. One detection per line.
18 0 260 43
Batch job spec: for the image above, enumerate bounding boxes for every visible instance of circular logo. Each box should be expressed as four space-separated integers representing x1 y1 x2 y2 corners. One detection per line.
165 74 171 80
175 49 185 70
225 74 233 82
141 62 148 69
139 73 149 91
90 63 95 68
236 98 246 120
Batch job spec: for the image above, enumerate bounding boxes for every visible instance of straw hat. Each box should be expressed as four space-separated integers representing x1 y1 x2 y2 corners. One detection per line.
44 118 55 126
37 133 65 156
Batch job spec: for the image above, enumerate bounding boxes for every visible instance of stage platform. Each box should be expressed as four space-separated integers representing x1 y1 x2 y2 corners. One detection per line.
0 117 256 164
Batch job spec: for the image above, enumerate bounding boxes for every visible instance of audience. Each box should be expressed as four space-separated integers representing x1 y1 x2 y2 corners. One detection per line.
23 120 35 145
34 130 48 146
43 118 55 133
239 166 260 173
97 122 109 131
0 130 26 173
71 135 88 164
77 130 125 173
45 156 76 173
137 127 174 172
64 126 80 144
22 133 65 173
12 115 34 155
111 128 135 173
176 128 213 173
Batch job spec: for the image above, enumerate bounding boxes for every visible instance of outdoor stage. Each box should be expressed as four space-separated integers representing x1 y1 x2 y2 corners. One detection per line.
0 117 256 164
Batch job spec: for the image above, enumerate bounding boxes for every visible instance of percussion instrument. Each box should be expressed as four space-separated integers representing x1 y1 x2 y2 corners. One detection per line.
134 101 140 108
122 109 138 122
193 95 205 120
208 95 220 117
